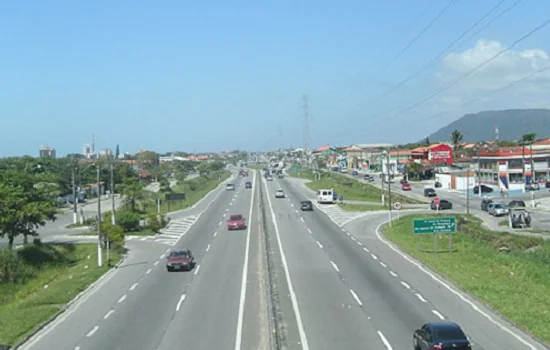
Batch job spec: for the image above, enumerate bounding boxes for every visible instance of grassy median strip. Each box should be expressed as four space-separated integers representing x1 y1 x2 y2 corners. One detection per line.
289 166 423 205
338 203 389 212
382 214 550 344
0 243 121 346
73 228 156 237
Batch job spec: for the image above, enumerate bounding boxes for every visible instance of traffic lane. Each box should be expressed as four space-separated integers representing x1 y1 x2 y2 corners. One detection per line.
279 179 438 350
73 179 250 350
343 214 548 350
264 178 388 350
154 172 257 350
21 240 169 350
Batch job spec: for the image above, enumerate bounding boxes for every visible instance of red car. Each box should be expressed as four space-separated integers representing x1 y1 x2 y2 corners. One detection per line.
402 183 411 191
400 178 408 184
227 214 246 230
166 249 195 272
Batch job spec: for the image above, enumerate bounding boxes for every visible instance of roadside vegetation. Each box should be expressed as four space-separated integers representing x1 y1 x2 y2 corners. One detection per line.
0 243 122 346
382 214 550 344
338 203 389 211
288 163 423 205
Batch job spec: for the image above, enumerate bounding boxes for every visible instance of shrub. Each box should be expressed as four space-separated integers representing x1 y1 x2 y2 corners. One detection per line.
0 249 34 284
115 211 141 232
147 213 168 232
101 221 125 249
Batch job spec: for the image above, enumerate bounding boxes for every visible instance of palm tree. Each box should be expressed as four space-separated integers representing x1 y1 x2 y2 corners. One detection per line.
450 130 464 157
118 178 146 212
520 133 537 186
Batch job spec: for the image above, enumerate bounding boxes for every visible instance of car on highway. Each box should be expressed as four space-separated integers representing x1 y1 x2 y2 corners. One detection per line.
424 188 437 197
300 200 313 211
488 202 509 216
275 189 285 198
402 183 412 191
473 184 493 194
413 322 471 350
430 199 452 210
245 181 252 189
227 214 246 230
508 199 526 208
351 170 358 176
226 183 235 191
166 249 195 272
266 175 273 181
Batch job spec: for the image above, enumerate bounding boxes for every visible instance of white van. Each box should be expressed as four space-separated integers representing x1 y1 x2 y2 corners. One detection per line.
317 189 335 204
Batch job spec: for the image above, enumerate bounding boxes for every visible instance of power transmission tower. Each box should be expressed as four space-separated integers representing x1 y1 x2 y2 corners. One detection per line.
301 95 311 167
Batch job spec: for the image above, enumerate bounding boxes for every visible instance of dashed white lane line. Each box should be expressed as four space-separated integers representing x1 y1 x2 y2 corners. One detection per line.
356 241 363 246
300 217 305 223
389 271 398 277
349 289 363 306
117 295 127 303
432 310 445 320
194 264 201 275
226 208 229 212
377 331 393 350
351 236 357 242
341 228 347 233
214 231 218 237
219 221 223 226
307 228 312 234
346 231 351 236
229 202 233 206
146 268 152 274
379 262 387 268
154 261 159 266
140 237 147 241
165 248 170 253
75 346 80 350
401 281 411 290
86 325 99 337
415 293 427 303
291 203 294 207
129 282 138 291
316 240 324 249
371 254 378 260
295 209 299 214
206 244 211 252
363 247 370 253
103 309 115 320
176 294 186 311
160 254 165 259
330 261 340 272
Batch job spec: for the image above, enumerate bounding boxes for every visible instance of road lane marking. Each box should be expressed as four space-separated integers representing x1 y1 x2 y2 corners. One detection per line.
300 217 305 223
401 281 411 290
341 228 347 233
379 262 387 268
349 289 363 306
103 310 115 320
371 254 378 260
154 261 159 266
291 203 294 207
415 293 427 303
307 228 312 234
363 247 370 253
346 231 351 236
176 294 186 311
165 248 170 253
146 268 152 274
375 223 539 350
330 261 340 272
377 331 393 350
432 310 445 320
219 221 223 226
389 271 398 277
356 241 363 246
129 283 138 291
206 244 211 252
194 264 201 275
262 175 310 349
295 209 299 214
235 171 257 350
118 295 127 303
160 254 165 259
316 240 323 249
86 326 99 337
75 347 80 350
351 236 357 241
214 231 218 237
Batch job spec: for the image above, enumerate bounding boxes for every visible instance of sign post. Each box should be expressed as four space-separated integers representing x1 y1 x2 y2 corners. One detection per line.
413 217 456 252
165 193 186 212
393 201 402 220
434 196 440 213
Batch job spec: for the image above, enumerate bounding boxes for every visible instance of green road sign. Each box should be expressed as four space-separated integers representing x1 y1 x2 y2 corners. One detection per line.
413 217 456 234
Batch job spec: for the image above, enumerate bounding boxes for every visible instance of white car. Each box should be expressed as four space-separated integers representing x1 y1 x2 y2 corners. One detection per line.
275 190 285 198
266 176 273 181
226 184 235 191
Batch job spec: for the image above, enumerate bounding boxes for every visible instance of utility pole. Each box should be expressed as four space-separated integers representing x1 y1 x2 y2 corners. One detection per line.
301 95 311 168
521 142 526 193
97 164 103 267
110 161 116 225
386 151 393 226
71 157 78 224
466 170 470 215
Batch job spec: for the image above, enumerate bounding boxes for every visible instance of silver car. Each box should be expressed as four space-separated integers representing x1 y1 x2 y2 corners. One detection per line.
488 203 509 217
275 189 285 198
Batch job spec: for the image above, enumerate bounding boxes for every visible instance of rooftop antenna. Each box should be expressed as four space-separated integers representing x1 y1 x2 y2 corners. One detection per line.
495 124 499 141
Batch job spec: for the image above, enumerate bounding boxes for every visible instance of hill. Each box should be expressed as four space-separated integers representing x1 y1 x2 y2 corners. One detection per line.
427 109 550 142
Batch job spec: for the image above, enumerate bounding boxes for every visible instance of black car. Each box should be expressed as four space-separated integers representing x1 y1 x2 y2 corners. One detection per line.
508 200 525 208
413 322 471 350
245 181 252 189
424 188 437 197
300 200 313 211
431 199 452 210
473 184 493 194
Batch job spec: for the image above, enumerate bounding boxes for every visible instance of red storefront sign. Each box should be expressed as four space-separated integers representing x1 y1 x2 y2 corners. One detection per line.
430 144 453 165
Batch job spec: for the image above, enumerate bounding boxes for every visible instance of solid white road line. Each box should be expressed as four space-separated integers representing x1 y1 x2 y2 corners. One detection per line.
103 309 115 320
316 240 323 249
262 175 310 349
194 264 201 275
129 283 138 291
176 294 186 311
117 295 127 303
330 261 340 272
86 325 99 338
432 310 445 320
234 171 257 350
349 289 363 306
415 293 427 303
401 281 411 290
377 331 393 350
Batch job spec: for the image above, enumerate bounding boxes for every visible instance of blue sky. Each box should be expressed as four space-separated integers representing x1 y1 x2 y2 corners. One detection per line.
1 0 549 156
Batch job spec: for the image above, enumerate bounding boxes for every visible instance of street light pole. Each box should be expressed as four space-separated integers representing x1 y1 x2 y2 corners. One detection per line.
110 161 116 225
72 157 78 224
385 150 393 226
97 164 103 268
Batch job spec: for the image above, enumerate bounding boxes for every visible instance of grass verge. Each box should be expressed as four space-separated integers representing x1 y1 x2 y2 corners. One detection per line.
338 203 389 211
73 228 156 236
382 214 550 344
288 165 423 205
0 243 121 346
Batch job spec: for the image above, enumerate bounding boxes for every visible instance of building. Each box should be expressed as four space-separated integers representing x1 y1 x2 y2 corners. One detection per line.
477 146 550 192
82 144 92 158
410 143 453 166
99 149 113 158
39 145 56 158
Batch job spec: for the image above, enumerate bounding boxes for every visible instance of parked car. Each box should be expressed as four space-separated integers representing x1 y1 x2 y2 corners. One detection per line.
413 322 471 350
402 183 411 191
430 199 452 210
166 249 195 272
300 200 313 211
488 202 509 216
473 184 493 194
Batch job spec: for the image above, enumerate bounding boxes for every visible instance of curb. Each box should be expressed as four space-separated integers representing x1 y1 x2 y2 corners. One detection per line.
13 256 125 349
